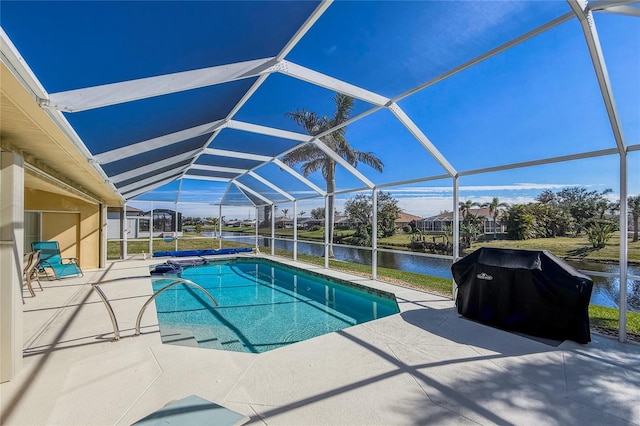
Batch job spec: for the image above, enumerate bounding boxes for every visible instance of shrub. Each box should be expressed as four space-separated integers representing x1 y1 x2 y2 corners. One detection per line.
586 220 615 248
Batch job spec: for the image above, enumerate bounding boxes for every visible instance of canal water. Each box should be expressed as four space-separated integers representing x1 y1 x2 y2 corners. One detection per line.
221 232 640 312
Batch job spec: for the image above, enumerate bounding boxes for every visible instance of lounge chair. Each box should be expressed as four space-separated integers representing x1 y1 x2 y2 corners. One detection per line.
23 250 43 301
32 241 83 279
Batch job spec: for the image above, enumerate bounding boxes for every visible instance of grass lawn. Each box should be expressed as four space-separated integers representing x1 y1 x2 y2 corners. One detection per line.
470 233 640 264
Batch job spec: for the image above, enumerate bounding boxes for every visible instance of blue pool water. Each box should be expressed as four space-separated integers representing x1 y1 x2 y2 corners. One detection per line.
152 258 400 353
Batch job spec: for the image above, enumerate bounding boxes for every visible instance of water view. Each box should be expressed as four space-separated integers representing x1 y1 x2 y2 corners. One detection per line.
221 232 640 313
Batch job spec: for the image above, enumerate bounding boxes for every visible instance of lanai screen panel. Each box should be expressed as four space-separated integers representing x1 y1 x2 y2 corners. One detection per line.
399 17 618 172
595 13 640 146
251 163 323 201
175 180 228 205
334 109 452 185
286 1 571 96
131 180 182 203
1 1 637 206
233 73 375 132
1 0 320 200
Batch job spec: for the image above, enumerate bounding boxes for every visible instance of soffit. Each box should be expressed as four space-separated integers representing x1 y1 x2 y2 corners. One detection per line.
0 62 122 205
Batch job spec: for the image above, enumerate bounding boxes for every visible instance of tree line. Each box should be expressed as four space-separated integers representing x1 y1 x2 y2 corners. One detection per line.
504 188 640 246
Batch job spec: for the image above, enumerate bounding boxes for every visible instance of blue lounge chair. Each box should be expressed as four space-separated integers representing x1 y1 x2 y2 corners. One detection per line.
32 241 83 279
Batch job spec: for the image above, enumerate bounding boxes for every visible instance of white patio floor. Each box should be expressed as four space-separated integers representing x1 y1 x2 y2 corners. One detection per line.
2 255 639 425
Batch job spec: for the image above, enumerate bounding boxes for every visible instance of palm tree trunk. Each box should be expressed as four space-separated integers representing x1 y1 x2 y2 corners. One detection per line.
327 166 336 258
493 212 498 240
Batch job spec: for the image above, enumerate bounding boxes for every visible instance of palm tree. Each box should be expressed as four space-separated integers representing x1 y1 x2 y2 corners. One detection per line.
299 211 306 218
458 200 480 220
482 197 509 239
282 208 289 218
629 195 640 242
282 93 383 257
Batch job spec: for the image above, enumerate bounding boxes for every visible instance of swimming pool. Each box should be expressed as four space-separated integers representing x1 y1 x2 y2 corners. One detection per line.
151 258 400 353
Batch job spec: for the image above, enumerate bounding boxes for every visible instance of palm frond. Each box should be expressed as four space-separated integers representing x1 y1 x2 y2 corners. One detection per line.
353 150 384 172
285 110 325 135
300 158 326 177
281 144 324 167
331 93 354 128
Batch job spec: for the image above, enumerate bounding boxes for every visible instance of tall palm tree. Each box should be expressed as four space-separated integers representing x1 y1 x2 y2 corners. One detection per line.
282 208 289 218
482 197 509 239
282 93 383 257
458 200 480 220
629 195 640 242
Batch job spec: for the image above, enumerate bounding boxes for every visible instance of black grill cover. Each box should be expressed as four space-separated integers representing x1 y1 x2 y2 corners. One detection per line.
452 247 593 343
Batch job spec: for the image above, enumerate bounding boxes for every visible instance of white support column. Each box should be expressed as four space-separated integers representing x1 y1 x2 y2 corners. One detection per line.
619 151 628 342
123 203 128 259
218 204 223 250
372 189 378 280
452 176 460 298
271 205 275 256
255 207 259 252
293 200 298 261
149 205 154 257
324 195 330 269
174 203 179 252
99 204 107 268
0 151 24 383
569 0 629 342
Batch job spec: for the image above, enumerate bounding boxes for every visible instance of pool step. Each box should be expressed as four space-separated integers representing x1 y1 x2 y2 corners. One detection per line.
160 325 224 350
160 326 199 348
190 325 224 350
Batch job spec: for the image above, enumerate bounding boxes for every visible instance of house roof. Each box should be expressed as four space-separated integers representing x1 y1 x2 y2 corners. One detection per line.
423 207 504 221
396 211 422 223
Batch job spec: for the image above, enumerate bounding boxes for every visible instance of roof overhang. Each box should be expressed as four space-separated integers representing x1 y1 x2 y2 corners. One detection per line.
0 61 123 205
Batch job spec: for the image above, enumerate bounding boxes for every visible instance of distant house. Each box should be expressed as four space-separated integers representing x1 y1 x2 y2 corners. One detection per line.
299 218 323 229
395 211 422 229
419 207 505 234
107 207 183 238
274 216 294 228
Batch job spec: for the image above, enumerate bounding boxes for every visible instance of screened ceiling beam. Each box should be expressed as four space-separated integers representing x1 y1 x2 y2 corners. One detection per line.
118 165 190 194
202 148 272 162
234 181 273 205
181 175 231 182
276 60 389 107
588 0 640 12
569 0 627 154
247 171 295 201
272 159 326 195
190 164 248 174
312 139 375 188
44 57 277 112
277 1 332 60
95 120 225 164
387 103 457 177
109 149 201 183
227 120 311 142
594 4 640 16
459 147 619 177
122 173 184 199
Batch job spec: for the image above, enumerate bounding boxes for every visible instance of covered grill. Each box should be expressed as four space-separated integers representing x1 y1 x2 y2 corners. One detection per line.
452 247 593 343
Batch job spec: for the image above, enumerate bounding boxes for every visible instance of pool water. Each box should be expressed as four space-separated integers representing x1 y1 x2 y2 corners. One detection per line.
152 258 400 353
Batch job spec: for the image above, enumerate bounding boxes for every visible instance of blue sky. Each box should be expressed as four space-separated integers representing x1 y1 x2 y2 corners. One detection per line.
2 1 638 219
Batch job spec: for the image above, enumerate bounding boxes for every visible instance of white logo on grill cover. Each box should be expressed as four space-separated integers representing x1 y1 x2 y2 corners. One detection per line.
476 272 493 281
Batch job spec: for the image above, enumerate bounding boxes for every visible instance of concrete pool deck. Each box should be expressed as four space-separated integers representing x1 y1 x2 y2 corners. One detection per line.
2 254 640 425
